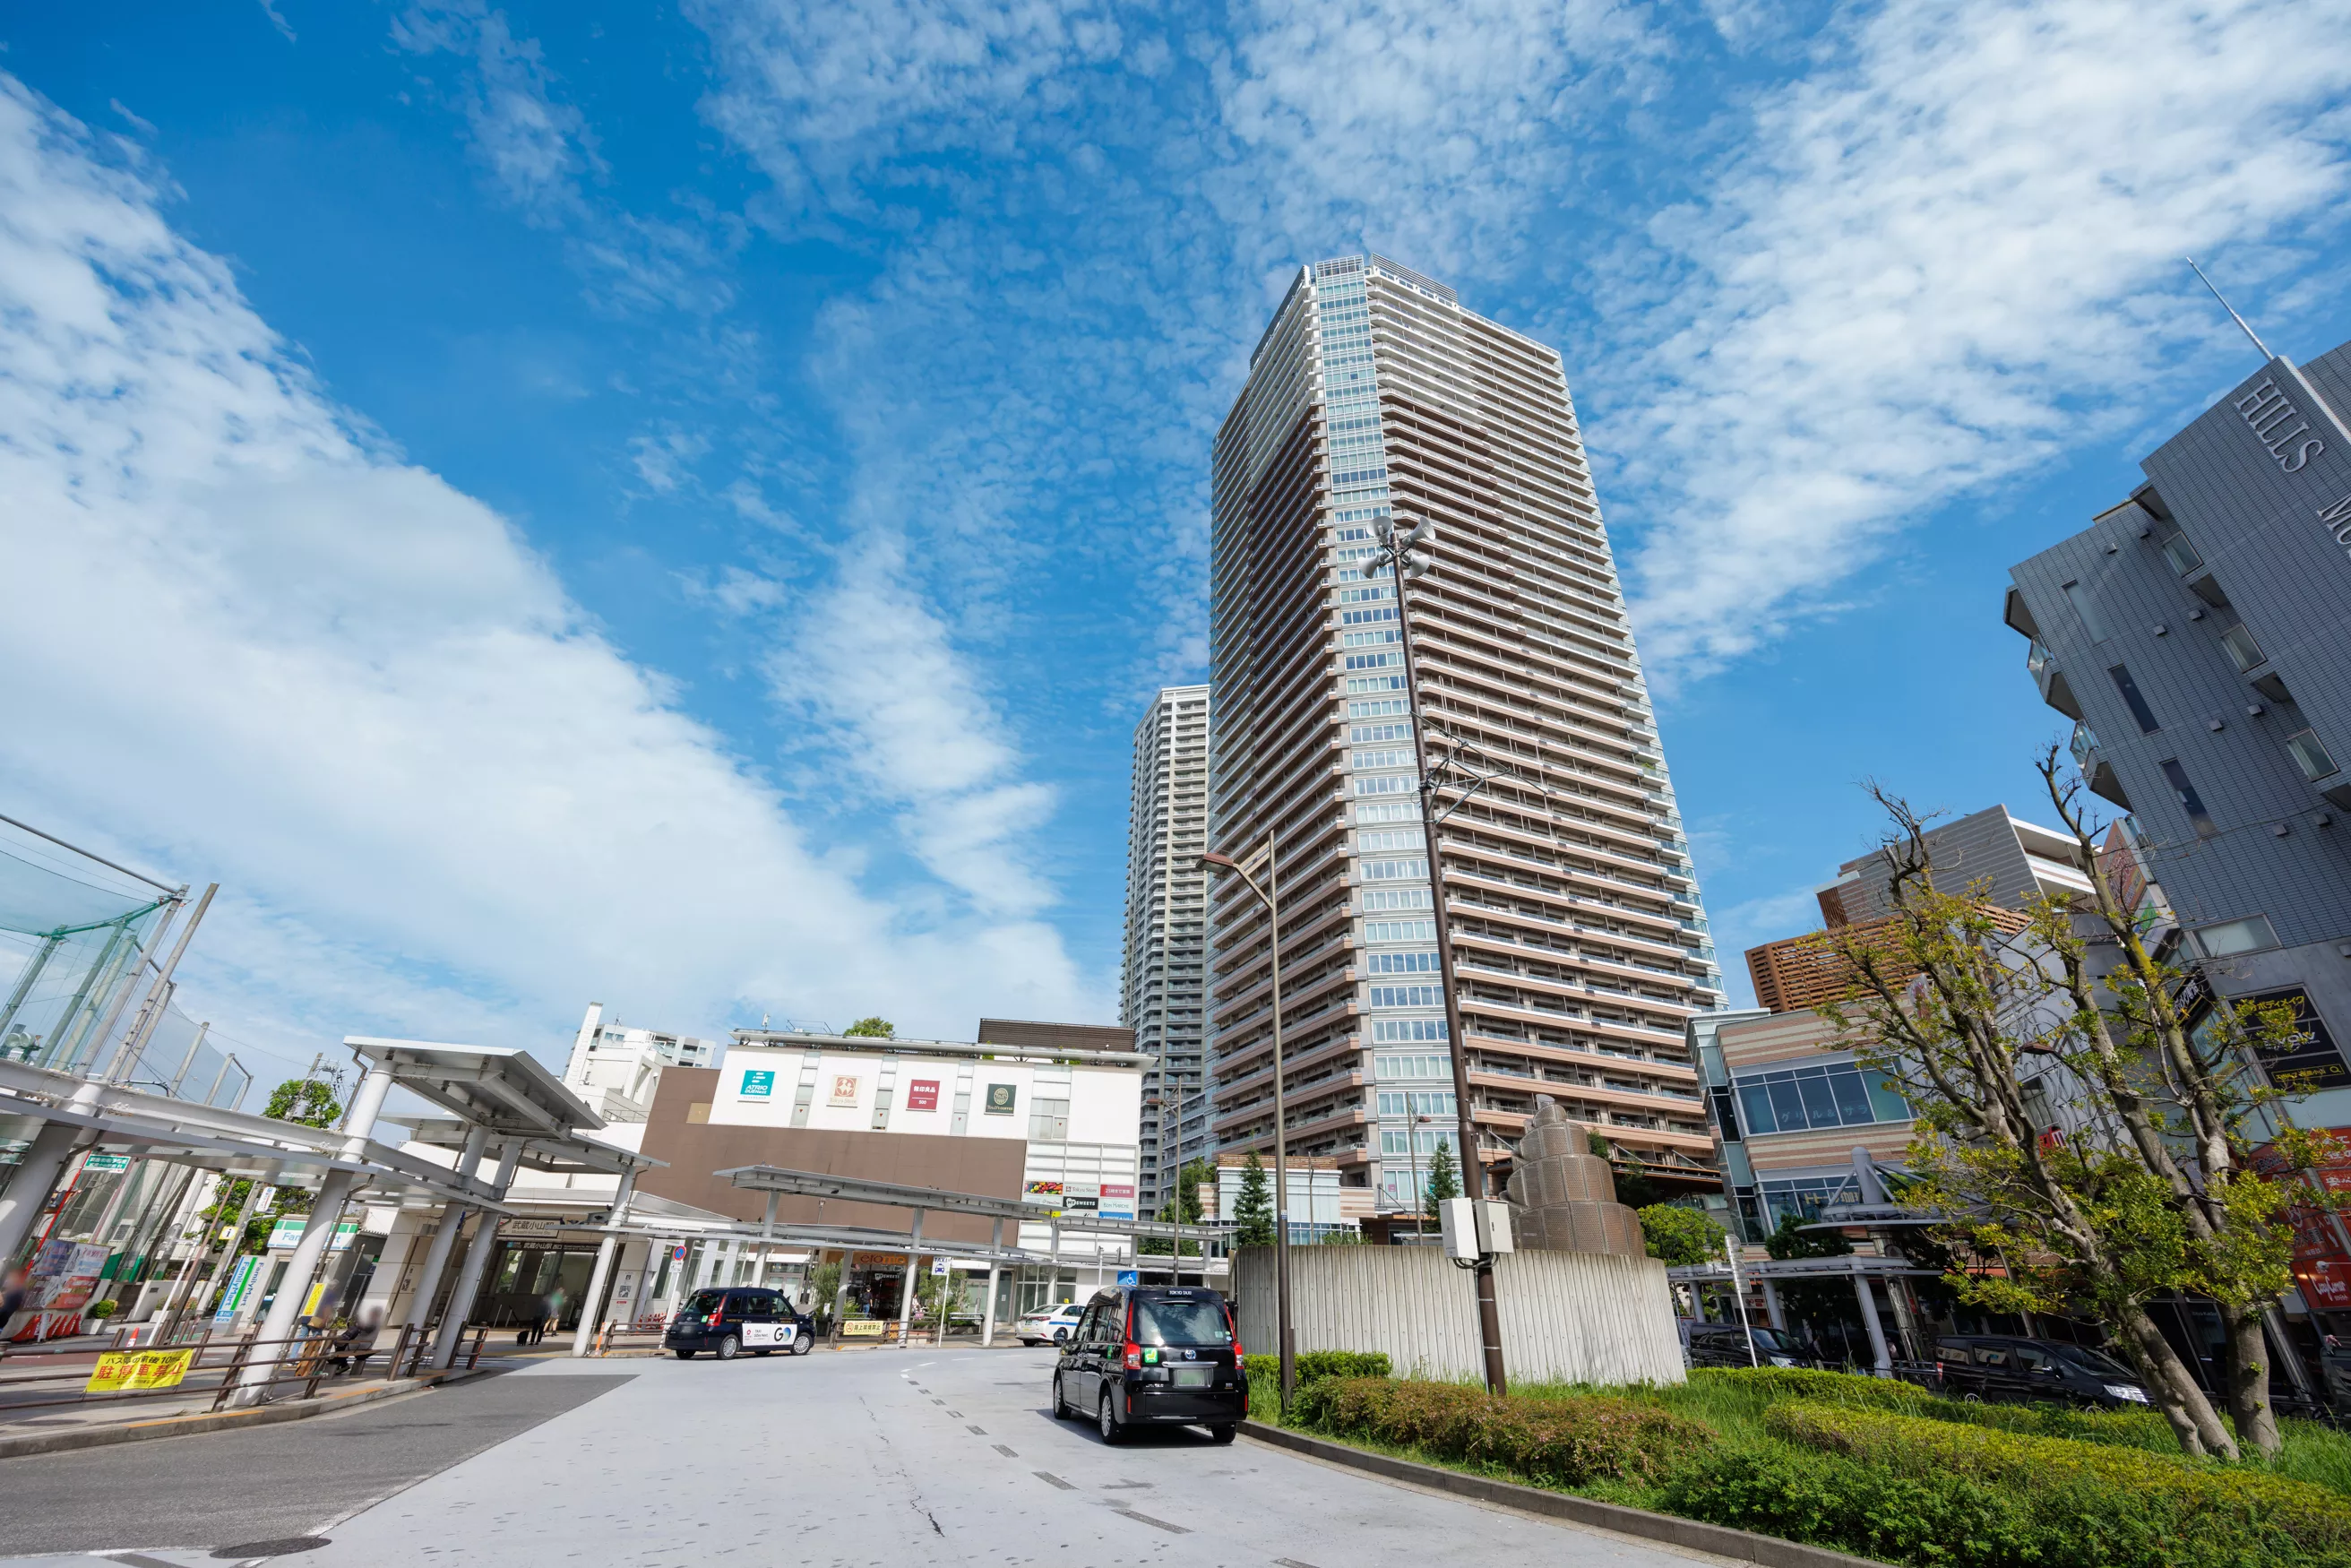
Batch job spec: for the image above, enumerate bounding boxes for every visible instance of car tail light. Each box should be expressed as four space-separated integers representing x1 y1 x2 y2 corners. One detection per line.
706 1311 725 1327
1124 1341 1142 1370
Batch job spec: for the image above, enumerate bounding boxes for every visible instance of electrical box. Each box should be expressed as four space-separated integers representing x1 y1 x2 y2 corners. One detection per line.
1438 1199 1517 1258
1438 1198 1477 1260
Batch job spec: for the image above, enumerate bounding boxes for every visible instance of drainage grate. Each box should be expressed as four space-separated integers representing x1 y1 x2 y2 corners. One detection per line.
211 1538 332 1559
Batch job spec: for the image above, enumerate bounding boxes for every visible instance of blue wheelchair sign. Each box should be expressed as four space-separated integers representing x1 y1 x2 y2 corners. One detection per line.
1116 1270 1139 1288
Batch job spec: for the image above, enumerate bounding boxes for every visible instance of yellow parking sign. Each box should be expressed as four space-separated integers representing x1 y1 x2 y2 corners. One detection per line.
85 1348 196 1394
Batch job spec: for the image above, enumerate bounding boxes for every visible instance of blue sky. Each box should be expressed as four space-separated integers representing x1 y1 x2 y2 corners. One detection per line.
4 0 2348 1081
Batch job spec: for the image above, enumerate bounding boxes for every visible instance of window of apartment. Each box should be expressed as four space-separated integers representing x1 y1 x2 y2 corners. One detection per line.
2194 915 2278 957
1374 1050 1451 1077
1348 699 1408 719
1365 919 1436 943
2287 729 2342 782
1376 1090 1456 1117
1361 890 1434 913
1365 950 1439 974
1361 858 1429 882
1351 723 1410 744
1356 801 1421 823
2063 580 2109 641
1352 749 1413 769
2158 758 2218 839
2108 664 2162 734
1372 1019 1447 1042
1357 830 1424 852
1380 1127 1447 1155
2159 531 2203 575
1369 984 1443 1007
2220 623 2267 674
1731 1063 1909 1136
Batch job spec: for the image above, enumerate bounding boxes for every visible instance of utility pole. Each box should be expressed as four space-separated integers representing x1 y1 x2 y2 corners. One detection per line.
1367 512 1507 1395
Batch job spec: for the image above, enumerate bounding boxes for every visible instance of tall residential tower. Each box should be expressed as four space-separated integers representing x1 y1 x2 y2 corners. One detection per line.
1120 685 1212 1213
1207 254 1727 1212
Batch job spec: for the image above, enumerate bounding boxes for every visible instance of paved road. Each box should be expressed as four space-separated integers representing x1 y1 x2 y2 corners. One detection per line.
1 1348 1720 1567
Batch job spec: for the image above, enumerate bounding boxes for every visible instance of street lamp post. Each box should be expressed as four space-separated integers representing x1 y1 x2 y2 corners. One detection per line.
1201 833 1296 1418
1365 512 1508 1395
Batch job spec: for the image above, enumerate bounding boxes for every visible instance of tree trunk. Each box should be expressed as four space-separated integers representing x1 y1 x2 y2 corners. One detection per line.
2219 1302 2281 1457
2117 1304 2237 1459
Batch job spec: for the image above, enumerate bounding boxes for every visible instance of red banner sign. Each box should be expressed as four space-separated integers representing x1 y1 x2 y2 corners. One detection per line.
905 1080 940 1112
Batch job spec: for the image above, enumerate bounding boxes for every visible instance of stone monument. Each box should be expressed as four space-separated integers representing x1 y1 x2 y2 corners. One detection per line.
1503 1095 1646 1256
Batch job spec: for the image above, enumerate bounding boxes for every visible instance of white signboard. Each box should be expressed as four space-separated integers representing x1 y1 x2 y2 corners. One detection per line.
742 1322 797 1348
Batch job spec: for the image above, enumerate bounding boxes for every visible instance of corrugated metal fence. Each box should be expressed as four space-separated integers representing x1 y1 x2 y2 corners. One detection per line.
1234 1245 1684 1386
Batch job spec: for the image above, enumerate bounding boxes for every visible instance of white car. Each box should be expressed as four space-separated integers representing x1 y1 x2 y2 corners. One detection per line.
1017 1303 1085 1347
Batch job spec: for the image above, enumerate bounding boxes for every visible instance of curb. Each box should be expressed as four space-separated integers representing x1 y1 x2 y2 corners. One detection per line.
1238 1422 1885 1568
0 1367 489 1461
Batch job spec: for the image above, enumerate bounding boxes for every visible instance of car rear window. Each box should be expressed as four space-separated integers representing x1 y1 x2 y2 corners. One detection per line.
1936 1342 1972 1364
1132 1296 1232 1346
683 1290 726 1315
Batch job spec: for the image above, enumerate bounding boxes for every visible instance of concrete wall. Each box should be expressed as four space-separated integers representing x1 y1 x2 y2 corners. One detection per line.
1232 1245 1684 1387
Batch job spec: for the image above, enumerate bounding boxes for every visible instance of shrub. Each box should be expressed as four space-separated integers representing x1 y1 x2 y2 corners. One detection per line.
87 1299 119 1320
1662 1442 2043 1567
1242 1350 1391 1384
1687 1365 1931 1413
1297 1376 1709 1488
1767 1400 2351 1567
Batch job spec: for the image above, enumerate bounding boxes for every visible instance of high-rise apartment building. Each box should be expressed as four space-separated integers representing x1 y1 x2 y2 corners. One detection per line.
2005 332 2351 1127
1119 685 1212 1213
1206 254 1727 1212
562 1002 719 1124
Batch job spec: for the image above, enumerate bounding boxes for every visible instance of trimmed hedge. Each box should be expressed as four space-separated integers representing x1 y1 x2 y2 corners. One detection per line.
1242 1350 1391 1383
1765 1400 2351 1567
1690 1365 2183 1454
1296 1375 1709 1487
1688 1365 1931 1412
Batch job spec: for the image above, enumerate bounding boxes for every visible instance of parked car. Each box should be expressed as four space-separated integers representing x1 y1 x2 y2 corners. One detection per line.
1016 1302 1086 1347
665 1288 814 1360
1932 1335 2149 1408
1679 1319 1818 1369
1051 1285 1247 1444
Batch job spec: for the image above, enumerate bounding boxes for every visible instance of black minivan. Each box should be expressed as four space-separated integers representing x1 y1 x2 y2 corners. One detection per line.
1933 1335 2149 1408
666 1288 814 1360
1052 1286 1246 1444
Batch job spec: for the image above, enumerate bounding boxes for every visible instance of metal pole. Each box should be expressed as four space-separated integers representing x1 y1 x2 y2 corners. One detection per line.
82 896 184 1078
896 1208 925 1348
982 1218 1003 1348
1383 523 1506 1395
111 883 217 1081
160 1163 271 1340
235 1168 358 1402
1407 1112 1424 1239
168 1021 212 1098
1264 829 1297 1419
43 918 133 1072
432 1142 519 1368
0 932 63 1046
1724 1235 1758 1367
1852 1266 1894 1375
572 1167 637 1357
403 1126 487 1334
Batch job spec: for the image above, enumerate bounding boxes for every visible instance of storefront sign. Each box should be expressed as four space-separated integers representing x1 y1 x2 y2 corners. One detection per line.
740 1069 776 1098
265 1216 361 1252
841 1319 889 1338
81 1154 130 1174
2246 988 2351 1090
86 1348 196 1394
30 1241 109 1318
905 1080 940 1112
1023 1181 1064 1205
1098 1184 1136 1219
214 1254 263 1321
2235 376 2326 473
828 1073 863 1107
984 1083 1017 1116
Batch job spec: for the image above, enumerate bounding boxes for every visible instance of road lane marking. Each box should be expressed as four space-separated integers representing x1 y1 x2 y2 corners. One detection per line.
1118 1509 1191 1534
993 1444 1017 1458
965 1423 986 1434
1034 1471 1076 1490
1274 1559 1322 1567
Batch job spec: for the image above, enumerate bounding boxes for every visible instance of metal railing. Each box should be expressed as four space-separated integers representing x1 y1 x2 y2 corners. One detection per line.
0 1322 488 1420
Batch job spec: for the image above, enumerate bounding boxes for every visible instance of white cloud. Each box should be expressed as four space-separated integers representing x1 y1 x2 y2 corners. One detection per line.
393 0 599 223
1602 0 2351 676
0 75 1097 1052
767 538 1061 915
628 426 711 493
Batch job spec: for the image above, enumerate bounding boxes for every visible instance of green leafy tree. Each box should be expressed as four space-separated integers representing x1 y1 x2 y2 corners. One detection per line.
1233 1152 1276 1248
1142 1157 1212 1255
1423 1138 1461 1205
198 1074 346 1261
265 1075 342 1128
842 1017 895 1038
1821 772 2321 1459
1637 1203 1726 1267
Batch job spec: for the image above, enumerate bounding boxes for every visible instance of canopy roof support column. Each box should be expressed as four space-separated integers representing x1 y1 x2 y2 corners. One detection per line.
572 1167 638 1358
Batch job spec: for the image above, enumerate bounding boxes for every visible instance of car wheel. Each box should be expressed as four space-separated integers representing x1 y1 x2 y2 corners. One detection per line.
1054 1328 1070 1346
716 1334 741 1361
791 1331 813 1356
1208 1424 1237 1445
673 1348 694 1359
1098 1389 1125 1445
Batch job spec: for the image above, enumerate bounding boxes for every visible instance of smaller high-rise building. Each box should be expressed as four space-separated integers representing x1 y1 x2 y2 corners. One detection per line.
1119 686 1211 1214
562 1002 719 1124
2006 332 2351 1128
